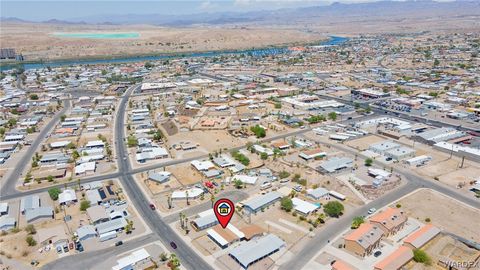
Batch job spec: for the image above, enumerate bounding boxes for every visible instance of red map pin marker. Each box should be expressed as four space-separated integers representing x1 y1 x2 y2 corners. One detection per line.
214 198 235 229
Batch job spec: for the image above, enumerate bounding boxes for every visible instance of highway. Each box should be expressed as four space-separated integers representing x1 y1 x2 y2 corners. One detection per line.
0 99 71 197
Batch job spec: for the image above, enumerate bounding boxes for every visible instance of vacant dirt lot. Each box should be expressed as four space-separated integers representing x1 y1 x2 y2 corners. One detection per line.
395 189 480 242
345 135 385 151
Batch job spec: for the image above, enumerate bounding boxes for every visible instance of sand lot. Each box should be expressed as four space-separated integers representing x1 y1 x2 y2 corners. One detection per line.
395 189 480 242
169 130 245 152
345 135 386 151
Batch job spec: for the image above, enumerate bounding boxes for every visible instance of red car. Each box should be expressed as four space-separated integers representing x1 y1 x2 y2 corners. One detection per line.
149 203 156 210
204 181 214 189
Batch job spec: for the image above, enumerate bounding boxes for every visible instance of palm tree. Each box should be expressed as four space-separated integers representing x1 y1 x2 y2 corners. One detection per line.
185 190 190 206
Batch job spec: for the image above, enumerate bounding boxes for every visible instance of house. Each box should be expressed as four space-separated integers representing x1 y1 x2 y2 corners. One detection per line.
271 141 290 150
20 195 40 214
385 146 416 160
228 175 258 185
135 147 169 163
374 246 413 270
252 145 274 156
318 157 353 173
369 141 401 155
87 205 110 225
369 207 407 236
213 155 236 168
112 248 152 270
299 149 327 160
39 152 70 165
307 187 330 200
86 189 103 205
76 225 97 241
58 189 78 205
242 192 282 214
191 160 215 171
291 198 320 216
207 224 245 249
95 217 127 235
344 223 383 257
331 260 357 270
26 207 54 223
75 161 96 175
85 140 105 149
403 224 441 249
229 234 285 269
37 225 69 246
0 202 8 216
148 170 171 184
171 188 204 200
0 216 16 231
191 210 218 230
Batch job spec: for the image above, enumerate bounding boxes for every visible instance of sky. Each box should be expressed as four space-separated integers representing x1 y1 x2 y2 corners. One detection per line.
0 0 389 21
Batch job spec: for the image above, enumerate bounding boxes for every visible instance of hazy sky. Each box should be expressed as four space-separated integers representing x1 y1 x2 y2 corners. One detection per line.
1 0 388 21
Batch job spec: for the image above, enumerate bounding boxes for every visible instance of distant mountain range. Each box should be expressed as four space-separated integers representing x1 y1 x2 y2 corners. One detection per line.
2 0 479 26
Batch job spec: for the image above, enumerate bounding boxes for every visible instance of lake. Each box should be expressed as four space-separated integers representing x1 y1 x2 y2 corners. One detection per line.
1 36 349 71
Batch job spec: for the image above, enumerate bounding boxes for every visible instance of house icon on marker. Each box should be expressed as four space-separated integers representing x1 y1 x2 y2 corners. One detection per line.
219 203 230 214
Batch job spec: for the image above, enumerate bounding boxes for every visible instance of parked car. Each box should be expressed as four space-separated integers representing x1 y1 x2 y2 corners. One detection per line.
63 244 69 253
374 251 382 257
170 241 177 249
149 203 156 210
56 245 62 254
368 208 377 215
115 241 123 246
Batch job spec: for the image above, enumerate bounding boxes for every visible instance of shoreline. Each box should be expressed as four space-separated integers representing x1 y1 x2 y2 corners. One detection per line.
0 36 349 71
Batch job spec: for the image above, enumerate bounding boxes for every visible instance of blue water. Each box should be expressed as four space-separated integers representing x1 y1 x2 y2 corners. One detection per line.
54 32 140 39
1 36 348 71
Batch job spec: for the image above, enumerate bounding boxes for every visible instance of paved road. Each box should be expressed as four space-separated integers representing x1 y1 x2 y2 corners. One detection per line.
1 119 315 201
114 85 214 270
42 233 156 270
163 190 249 224
279 139 480 270
280 182 420 270
0 99 71 197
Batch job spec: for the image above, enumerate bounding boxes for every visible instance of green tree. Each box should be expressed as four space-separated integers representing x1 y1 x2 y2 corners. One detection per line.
351 216 365 229
250 125 266 138
323 201 344 217
26 236 37 246
274 102 282 109
233 179 243 189
60 114 66 122
29 94 39 100
48 187 61 201
260 152 268 160
25 224 36 235
413 249 432 265
127 135 138 147
280 197 293 212
365 158 373 166
80 200 90 211
327 112 337 121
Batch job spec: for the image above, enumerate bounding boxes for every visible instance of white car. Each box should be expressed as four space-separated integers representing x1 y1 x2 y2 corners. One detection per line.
368 208 377 215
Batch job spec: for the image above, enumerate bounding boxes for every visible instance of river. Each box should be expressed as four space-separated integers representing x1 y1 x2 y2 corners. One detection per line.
1 36 349 71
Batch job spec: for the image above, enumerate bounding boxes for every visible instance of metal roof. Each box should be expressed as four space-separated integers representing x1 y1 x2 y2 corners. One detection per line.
229 234 285 268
